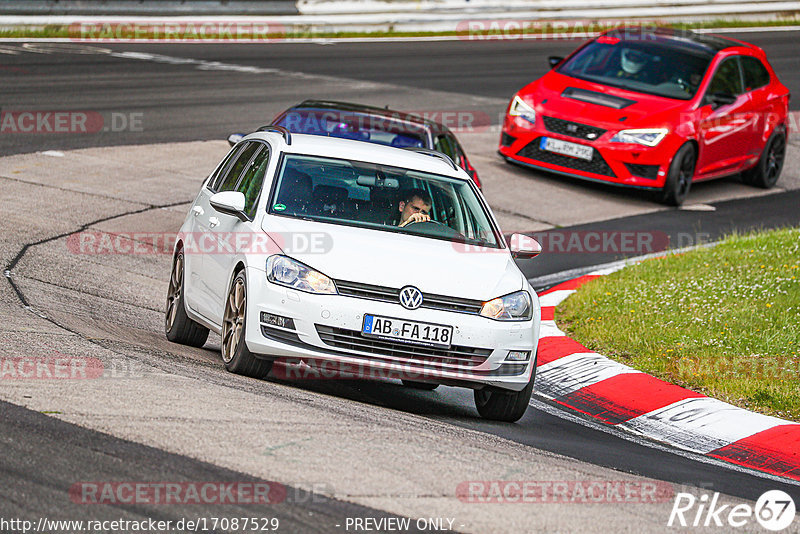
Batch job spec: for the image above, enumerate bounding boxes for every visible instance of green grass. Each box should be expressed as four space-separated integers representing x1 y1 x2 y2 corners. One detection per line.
557 228 800 421
2 17 800 40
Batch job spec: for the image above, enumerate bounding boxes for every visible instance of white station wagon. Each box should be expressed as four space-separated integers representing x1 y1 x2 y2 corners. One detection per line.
165 127 542 421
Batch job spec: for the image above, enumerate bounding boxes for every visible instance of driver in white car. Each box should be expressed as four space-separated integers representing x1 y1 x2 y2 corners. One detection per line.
397 188 432 227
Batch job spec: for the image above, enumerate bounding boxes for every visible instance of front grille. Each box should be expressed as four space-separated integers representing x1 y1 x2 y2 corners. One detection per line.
315 325 491 369
624 162 660 180
335 280 483 315
517 138 616 177
543 116 606 141
500 132 517 147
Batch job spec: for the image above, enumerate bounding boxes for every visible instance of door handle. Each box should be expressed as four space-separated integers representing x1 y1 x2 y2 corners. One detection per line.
192 206 204 217
208 217 220 228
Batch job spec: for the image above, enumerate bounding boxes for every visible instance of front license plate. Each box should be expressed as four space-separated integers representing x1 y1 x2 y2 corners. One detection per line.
540 137 593 161
362 314 453 349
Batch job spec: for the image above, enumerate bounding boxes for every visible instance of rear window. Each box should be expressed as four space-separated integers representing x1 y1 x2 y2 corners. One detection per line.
741 56 771 91
274 109 427 149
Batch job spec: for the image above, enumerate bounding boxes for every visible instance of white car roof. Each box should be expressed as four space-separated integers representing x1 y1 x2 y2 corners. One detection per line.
243 131 471 181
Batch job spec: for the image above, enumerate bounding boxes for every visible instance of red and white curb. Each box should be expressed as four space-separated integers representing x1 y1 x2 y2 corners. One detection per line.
534 271 800 483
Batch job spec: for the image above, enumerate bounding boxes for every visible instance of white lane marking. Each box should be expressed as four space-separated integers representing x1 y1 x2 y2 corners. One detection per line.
39 150 65 157
530 397 800 488
0 45 22 55
680 203 717 211
621 397 794 454
538 289 575 307
536 352 640 399
22 42 112 54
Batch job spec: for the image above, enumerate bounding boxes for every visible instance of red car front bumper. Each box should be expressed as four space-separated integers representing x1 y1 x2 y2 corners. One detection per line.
499 115 682 189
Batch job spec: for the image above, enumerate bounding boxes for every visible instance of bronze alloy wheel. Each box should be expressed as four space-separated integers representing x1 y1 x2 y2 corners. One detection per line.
222 277 246 364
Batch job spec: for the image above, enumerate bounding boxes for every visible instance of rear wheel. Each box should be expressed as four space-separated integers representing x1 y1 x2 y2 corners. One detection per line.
165 251 209 347
401 380 439 391
222 270 273 379
658 143 696 206
742 128 786 189
473 364 536 422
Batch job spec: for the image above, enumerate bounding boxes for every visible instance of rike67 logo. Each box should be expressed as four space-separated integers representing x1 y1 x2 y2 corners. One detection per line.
669 490 796 531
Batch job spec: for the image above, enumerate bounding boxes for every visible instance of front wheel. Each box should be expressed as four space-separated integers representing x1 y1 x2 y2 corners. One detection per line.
658 143 696 206
742 128 786 189
221 270 273 379
473 365 536 422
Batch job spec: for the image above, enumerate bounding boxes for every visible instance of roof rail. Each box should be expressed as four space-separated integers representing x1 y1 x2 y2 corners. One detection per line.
257 125 292 145
402 147 458 171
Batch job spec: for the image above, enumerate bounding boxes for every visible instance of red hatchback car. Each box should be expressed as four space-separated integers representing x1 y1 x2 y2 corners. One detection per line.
499 27 790 205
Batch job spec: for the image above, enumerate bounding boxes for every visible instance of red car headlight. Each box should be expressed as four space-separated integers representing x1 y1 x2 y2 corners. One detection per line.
508 95 536 127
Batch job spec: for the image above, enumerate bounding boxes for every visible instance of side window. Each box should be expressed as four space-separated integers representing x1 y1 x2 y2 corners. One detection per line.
236 143 270 217
741 56 770 92
208 144 244 191
216 142 260 193
434 134 457 161
707 57 744 97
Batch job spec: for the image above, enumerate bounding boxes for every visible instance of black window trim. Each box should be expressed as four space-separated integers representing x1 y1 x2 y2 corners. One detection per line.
237 141 272 220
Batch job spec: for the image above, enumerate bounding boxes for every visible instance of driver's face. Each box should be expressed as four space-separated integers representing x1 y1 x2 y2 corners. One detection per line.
399 197 431 224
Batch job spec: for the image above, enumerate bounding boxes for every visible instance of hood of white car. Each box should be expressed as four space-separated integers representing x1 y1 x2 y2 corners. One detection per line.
261 215 525 301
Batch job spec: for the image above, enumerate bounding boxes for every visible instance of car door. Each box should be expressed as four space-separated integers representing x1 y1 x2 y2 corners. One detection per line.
696 56 756 177
740 55 776 152
183 143 245 317
191 141 261 322
204 141 272 322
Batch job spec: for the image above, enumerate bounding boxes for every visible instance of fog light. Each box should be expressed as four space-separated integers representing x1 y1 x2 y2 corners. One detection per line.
260 312 295 330
506 350 530 362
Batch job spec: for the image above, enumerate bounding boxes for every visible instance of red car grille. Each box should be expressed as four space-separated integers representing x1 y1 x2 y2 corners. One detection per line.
517 138 616 177
543 116 607 141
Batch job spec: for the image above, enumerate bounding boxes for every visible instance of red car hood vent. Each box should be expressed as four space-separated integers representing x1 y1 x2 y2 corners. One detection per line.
562 87 636 110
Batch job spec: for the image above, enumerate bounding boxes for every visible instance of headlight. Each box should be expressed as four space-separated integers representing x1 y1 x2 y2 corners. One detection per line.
609 128 668 147
266 255 337 295
480 290 532 321
508 95 536 126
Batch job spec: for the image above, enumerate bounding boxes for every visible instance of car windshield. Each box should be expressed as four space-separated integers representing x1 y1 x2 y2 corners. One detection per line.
557 39 713 99
269 154 500 247
274 108 427 149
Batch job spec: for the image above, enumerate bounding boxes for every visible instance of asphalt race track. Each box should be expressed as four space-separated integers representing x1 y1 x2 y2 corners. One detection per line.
1 31 800 533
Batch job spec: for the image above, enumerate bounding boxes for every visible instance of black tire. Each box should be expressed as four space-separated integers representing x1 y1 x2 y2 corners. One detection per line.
165 250 209 348
659 143 696 206
401 380 439 391
221 270 273 379
742 128 786 189
473 364 536 422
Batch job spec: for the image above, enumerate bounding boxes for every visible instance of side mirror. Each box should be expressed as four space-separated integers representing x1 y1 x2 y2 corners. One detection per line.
509 233 542 259
227 133 245 147
548 56 564 68
706 92 736 110
209 191 247 220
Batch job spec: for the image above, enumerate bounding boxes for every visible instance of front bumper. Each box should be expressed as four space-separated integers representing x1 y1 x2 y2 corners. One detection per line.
499 116 677 189
243 266 539 391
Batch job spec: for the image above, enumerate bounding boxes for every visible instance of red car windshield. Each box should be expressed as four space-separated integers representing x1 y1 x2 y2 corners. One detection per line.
557 41 714 100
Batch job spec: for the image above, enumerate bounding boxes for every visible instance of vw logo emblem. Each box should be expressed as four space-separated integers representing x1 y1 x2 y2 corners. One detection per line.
566 124 578 133
399 286 423 310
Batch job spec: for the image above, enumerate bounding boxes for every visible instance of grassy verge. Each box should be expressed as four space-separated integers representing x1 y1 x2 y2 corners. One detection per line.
556 227 800 421
1 17 800 40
